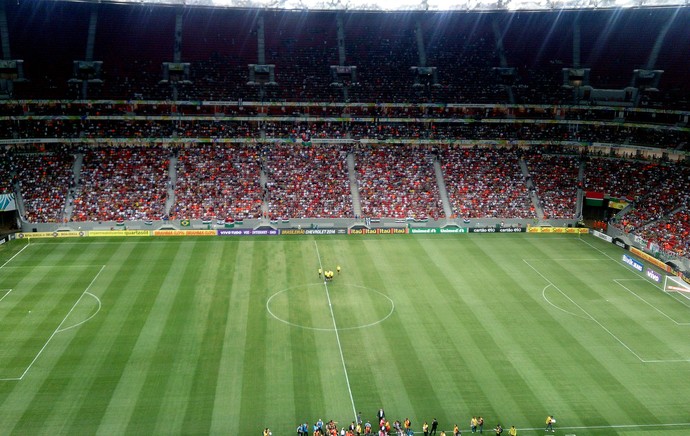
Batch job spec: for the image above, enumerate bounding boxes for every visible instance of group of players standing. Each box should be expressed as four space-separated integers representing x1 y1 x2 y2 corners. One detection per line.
319 266 340 281
293 411 556 436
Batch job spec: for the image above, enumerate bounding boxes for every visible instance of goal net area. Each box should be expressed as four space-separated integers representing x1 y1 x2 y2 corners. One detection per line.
663 275 690 294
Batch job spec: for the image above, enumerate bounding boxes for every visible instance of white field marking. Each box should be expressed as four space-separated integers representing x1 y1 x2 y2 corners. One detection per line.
577 237 690 308
0 242 30 269
522 258 604 262
511 421 690 432
8 265 106 381
56 292 102 333
0 289 11 303
541 284 589 320
0 265 106 269
313 241 358 423
523 258 646 362
614 279 690 326
266 283 395 331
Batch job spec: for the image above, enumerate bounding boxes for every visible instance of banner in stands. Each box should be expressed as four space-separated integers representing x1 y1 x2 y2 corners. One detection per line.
348 228 408 235
591 230 613 243
409 228 440 234
527 227 588 234
280 229 347 235
468 227 526 233
88 230 152 237
17 231 85 239
409 228 468 234
217 229 279 236
0 194 16 211
153 230 216 236
629 246 672 273
622 254 644 272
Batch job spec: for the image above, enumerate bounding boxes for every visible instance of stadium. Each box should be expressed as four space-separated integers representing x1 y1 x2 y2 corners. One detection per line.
0 0 689 434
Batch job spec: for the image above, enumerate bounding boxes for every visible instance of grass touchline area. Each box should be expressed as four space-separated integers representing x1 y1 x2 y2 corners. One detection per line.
0 234 689 435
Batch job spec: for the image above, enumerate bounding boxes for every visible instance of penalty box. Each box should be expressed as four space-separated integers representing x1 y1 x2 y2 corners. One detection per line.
0 264 105 380
524 257 690 363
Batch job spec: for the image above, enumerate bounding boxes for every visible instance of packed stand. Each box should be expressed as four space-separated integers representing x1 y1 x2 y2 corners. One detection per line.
582 157 665 202
616 163 690 231
16 152 74 223
71 147 169 222
525 152 581 219
635 209 690 258
442 146 534 219
355 145 442 220
170 144 263 221
0 148 15 195
264 143 353 219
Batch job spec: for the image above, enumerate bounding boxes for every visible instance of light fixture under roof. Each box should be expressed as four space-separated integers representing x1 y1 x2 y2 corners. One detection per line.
50 0 690 12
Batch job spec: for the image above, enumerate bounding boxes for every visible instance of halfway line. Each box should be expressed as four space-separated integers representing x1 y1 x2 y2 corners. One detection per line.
313 241 358 422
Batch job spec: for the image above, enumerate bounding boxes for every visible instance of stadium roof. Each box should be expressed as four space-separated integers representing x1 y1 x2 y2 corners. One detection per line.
56 0 690 12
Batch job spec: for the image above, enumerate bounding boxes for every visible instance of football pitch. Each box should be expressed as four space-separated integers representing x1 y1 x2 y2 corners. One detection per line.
1 233 690 435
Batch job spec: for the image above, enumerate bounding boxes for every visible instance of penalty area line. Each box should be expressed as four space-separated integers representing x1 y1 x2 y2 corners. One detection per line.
523 258 646 362
4 265 106 381
0 242 30 270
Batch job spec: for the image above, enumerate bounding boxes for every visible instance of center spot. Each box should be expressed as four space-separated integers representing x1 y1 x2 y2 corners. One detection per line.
267 283 394 331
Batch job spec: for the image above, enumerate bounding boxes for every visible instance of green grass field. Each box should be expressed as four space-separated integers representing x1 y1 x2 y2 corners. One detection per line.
1 233 690 435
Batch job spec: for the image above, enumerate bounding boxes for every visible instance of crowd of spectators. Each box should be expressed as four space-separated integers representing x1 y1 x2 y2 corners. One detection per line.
582 157 665 201
3 118 684 151
16 152 74 223
264 143 353 219
71 147 169 222
615 164 690 230
170 144 263 221
442 146 534 219
635 209 690 258
6 3 689 108
355 145 442 220
603 160 690 259
524 152 580 219
0 148 15 195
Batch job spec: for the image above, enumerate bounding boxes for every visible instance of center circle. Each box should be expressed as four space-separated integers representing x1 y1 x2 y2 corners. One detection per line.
266 283 395 331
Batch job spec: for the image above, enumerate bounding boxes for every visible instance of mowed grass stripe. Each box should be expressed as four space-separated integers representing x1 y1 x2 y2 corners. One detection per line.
4 235 690 436
341 238 409 419
11 242 113 434
126 241 221 435
94 239 198 434
0 266 93 375
282 240 354 427
25 241 123 434
210 239 256 435
530 251 687 361
412 236 545 428
60 239 178 435
286 241 325 428
498 236 663 428
177 240 239 434
0 240 114 434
